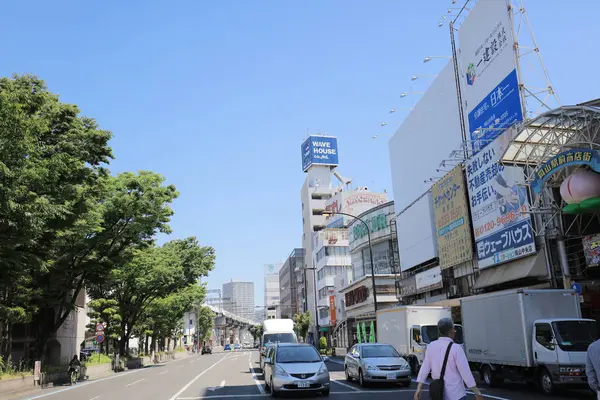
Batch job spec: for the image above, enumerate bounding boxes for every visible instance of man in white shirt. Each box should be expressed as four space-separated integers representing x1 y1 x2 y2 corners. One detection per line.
414 318 483 400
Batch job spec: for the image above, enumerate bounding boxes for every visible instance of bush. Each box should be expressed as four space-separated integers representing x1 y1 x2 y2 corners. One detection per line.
83 353 112 366
319 337 327 350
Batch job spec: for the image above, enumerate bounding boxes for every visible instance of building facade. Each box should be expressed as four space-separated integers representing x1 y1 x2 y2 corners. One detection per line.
264 264 281 319
279 249 305 318
222 280 255 321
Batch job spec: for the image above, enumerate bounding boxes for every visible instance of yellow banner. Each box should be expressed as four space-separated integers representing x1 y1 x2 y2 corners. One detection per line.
431 166 473 269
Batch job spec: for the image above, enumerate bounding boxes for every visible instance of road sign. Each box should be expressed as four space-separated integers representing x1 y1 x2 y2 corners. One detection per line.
571 282 582 295
95 323 104 332
96 334 105 344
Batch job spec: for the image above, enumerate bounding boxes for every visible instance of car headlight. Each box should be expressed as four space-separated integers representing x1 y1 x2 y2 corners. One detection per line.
273 365 289 377
318 363 328 375
401 363 411 370
366 364 379 371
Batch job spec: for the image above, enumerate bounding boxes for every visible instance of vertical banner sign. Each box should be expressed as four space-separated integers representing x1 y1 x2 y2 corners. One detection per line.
458 0 523 154
329 295 336 325
431 166 473 269
466 135 535 269
582 234 600 268
301 136 339 171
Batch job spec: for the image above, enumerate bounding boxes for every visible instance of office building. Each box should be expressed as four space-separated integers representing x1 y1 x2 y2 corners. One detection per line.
222 280 255 321
279 249 305 318
264 264 281 319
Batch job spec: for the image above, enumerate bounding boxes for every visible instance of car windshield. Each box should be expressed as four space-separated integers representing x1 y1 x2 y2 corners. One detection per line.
263 333 297 345
277 346 321 363
552 320 598 352
362 345 400 358
421 325 439 344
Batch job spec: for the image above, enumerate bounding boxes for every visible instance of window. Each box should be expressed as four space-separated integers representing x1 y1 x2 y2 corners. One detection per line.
317 266 347 281
412 327 421 344
189 319 193 325
317 246 350 262
535 324 554 350
318 286 334 299
319 307 329 319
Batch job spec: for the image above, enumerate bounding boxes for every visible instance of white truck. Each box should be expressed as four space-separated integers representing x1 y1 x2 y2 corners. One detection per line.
461 289 596 395
259 319 297 371
376 306 461 374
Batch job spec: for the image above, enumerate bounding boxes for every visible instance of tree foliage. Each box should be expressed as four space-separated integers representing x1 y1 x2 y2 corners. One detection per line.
293 312 311 342
249 324 264 343
196 306 215 343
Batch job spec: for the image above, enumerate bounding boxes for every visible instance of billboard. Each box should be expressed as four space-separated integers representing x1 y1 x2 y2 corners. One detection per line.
398 192 438 272
432 166 473 269
301 136 339 172
324 191 388 228
264 264 280 276
415 266 443 294
466 136 535 269
583 234 600 268
459 0 523 154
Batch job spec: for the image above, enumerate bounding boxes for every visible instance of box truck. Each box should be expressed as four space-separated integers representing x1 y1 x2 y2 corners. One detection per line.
259 319 297 371
461 289 596 395
376 306 460 374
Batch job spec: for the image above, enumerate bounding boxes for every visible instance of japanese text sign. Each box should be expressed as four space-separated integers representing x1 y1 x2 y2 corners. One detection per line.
431 166 473 269
466 136 535 269
531 149 600 193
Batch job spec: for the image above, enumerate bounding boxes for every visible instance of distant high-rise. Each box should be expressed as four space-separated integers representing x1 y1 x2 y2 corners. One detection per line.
264 264 281 319
222 280 254 321
279 249 305 318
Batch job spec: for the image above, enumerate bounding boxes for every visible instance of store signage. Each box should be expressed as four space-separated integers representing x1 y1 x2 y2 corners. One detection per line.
466 135 535 269
531 149 600 193
329 295 336 324
415 266 443 294
325 192 388 228
458 0 522 154
432 166 473 269
353 213 388 240
583 233 600 268
301 136 339 172
345 286 369 307
396 275 417 298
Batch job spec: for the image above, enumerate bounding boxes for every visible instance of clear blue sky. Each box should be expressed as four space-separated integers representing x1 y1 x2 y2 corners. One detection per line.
1 1 598 305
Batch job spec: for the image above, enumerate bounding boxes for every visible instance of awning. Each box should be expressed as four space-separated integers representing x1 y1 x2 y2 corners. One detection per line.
473 252 549 290
319 327 329 332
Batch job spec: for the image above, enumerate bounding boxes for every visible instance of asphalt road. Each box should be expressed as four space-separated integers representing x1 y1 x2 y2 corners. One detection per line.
6 350 592 400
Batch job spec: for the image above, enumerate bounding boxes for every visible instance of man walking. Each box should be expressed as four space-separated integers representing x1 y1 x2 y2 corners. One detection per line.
586 337 600 399
414 318 483 400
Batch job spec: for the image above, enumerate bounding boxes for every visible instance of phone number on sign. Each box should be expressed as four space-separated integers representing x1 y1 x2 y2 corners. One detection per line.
475 205 527 239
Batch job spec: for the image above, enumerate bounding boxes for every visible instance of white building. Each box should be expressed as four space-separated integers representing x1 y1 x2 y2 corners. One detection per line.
222 280 255 321
264 264 281 319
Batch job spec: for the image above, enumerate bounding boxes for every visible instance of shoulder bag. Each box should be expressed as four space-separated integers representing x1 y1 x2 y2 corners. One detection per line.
429 342 453 400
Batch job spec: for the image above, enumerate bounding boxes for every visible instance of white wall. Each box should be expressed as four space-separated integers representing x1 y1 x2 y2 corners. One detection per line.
397 192 438 272
388 61 463 213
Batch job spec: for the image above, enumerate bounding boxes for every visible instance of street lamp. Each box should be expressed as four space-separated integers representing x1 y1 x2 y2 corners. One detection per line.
320 211 379 316
423 56 451 63
400 91 425 98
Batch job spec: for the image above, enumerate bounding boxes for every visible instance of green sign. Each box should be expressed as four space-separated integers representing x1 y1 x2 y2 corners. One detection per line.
353 214 388 240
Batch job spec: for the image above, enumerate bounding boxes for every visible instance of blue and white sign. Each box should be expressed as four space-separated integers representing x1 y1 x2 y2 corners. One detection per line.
301 136 339 172
468 69 523 154
466 134 535 269
571 282 582 295
459 0 521 154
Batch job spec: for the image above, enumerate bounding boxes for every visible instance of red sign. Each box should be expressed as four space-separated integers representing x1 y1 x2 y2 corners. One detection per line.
329 296 336 325
345 286 369 307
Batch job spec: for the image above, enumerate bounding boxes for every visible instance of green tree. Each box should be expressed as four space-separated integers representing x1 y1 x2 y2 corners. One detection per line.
86 299 121 354
196 306 215 344
0 74 113 360
293 312 311 343
249 324 264 344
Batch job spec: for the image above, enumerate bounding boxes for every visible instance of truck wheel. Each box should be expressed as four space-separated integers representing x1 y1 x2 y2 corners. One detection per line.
409 358 419 375
481 365 502 387
539 368 555 395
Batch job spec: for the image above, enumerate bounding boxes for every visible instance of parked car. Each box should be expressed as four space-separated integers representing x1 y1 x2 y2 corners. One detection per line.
224 344 232 351
234 343 242 350
201 346 212 355
260 343 277 371
263 343 330 397
344 343 412 387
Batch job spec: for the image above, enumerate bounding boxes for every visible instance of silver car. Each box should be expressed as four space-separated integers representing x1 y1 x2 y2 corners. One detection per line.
344 343 412 387
264 343 330 397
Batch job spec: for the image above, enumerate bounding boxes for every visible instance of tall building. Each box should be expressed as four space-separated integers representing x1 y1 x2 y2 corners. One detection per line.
264 264 281 319
279 249 305 318
222 280 254 321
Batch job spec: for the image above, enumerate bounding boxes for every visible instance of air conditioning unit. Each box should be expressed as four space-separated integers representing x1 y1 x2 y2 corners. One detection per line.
448 285 460 298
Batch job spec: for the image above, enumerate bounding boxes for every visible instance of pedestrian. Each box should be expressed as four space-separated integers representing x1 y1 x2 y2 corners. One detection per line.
414 317 483 400
586 336 600 399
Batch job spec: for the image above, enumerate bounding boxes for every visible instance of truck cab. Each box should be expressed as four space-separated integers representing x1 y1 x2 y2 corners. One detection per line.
409 323 464 371
532 318 596 393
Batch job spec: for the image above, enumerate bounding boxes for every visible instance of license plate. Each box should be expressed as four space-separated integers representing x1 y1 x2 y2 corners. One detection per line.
297 381 310 388
386 373 396 380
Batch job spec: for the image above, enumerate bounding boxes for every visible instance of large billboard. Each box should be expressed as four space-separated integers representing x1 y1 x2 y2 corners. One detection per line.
301 136 339 172
432 166 473 270
466 136 535 269
398 192 438 272
324 191 388 228
459 0 523 154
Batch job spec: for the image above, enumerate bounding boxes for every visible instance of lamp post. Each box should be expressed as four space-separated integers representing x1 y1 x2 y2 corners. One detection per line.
320 211 378 316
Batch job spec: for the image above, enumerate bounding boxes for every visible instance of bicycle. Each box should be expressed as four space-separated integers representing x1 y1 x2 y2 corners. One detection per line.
68 366 80 385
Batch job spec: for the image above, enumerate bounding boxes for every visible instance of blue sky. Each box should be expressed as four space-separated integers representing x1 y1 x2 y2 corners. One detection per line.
1 1 598 306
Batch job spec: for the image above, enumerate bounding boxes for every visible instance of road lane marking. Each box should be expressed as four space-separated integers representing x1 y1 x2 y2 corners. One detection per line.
331 379 359 391
411 378 511 400
167 355 228 400
207 380 226 391
25 354 201 399
177 392 426 399
89 397 101 400
158 370 169 375
248 360 265 395
126 378 145 387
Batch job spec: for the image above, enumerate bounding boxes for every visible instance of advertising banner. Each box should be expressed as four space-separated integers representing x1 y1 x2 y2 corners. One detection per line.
432 166 473 269
325 191 388 228
301 136 339 172
466 136 535 269
415 266 443 294
583 234 600 268
329 295 336 325
531 149 600 193
264 264 280 276
396 275 417 298
459 0 522 154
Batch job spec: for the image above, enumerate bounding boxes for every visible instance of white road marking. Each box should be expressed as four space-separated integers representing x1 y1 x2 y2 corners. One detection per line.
249 360 265 395
89 396 101 400
126 378 145 387
158 370 169 375
411 378 512 400
207 380 226 391
167 355 228 400
331 379 359 391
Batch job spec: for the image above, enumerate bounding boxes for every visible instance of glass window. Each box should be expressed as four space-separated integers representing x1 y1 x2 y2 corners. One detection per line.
362 345 400 358
454 325 464 344
412 327 421 343
535 324 553 349
276 346 321 363
263 333 298 345
421 325 439 344
552 320 597 352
